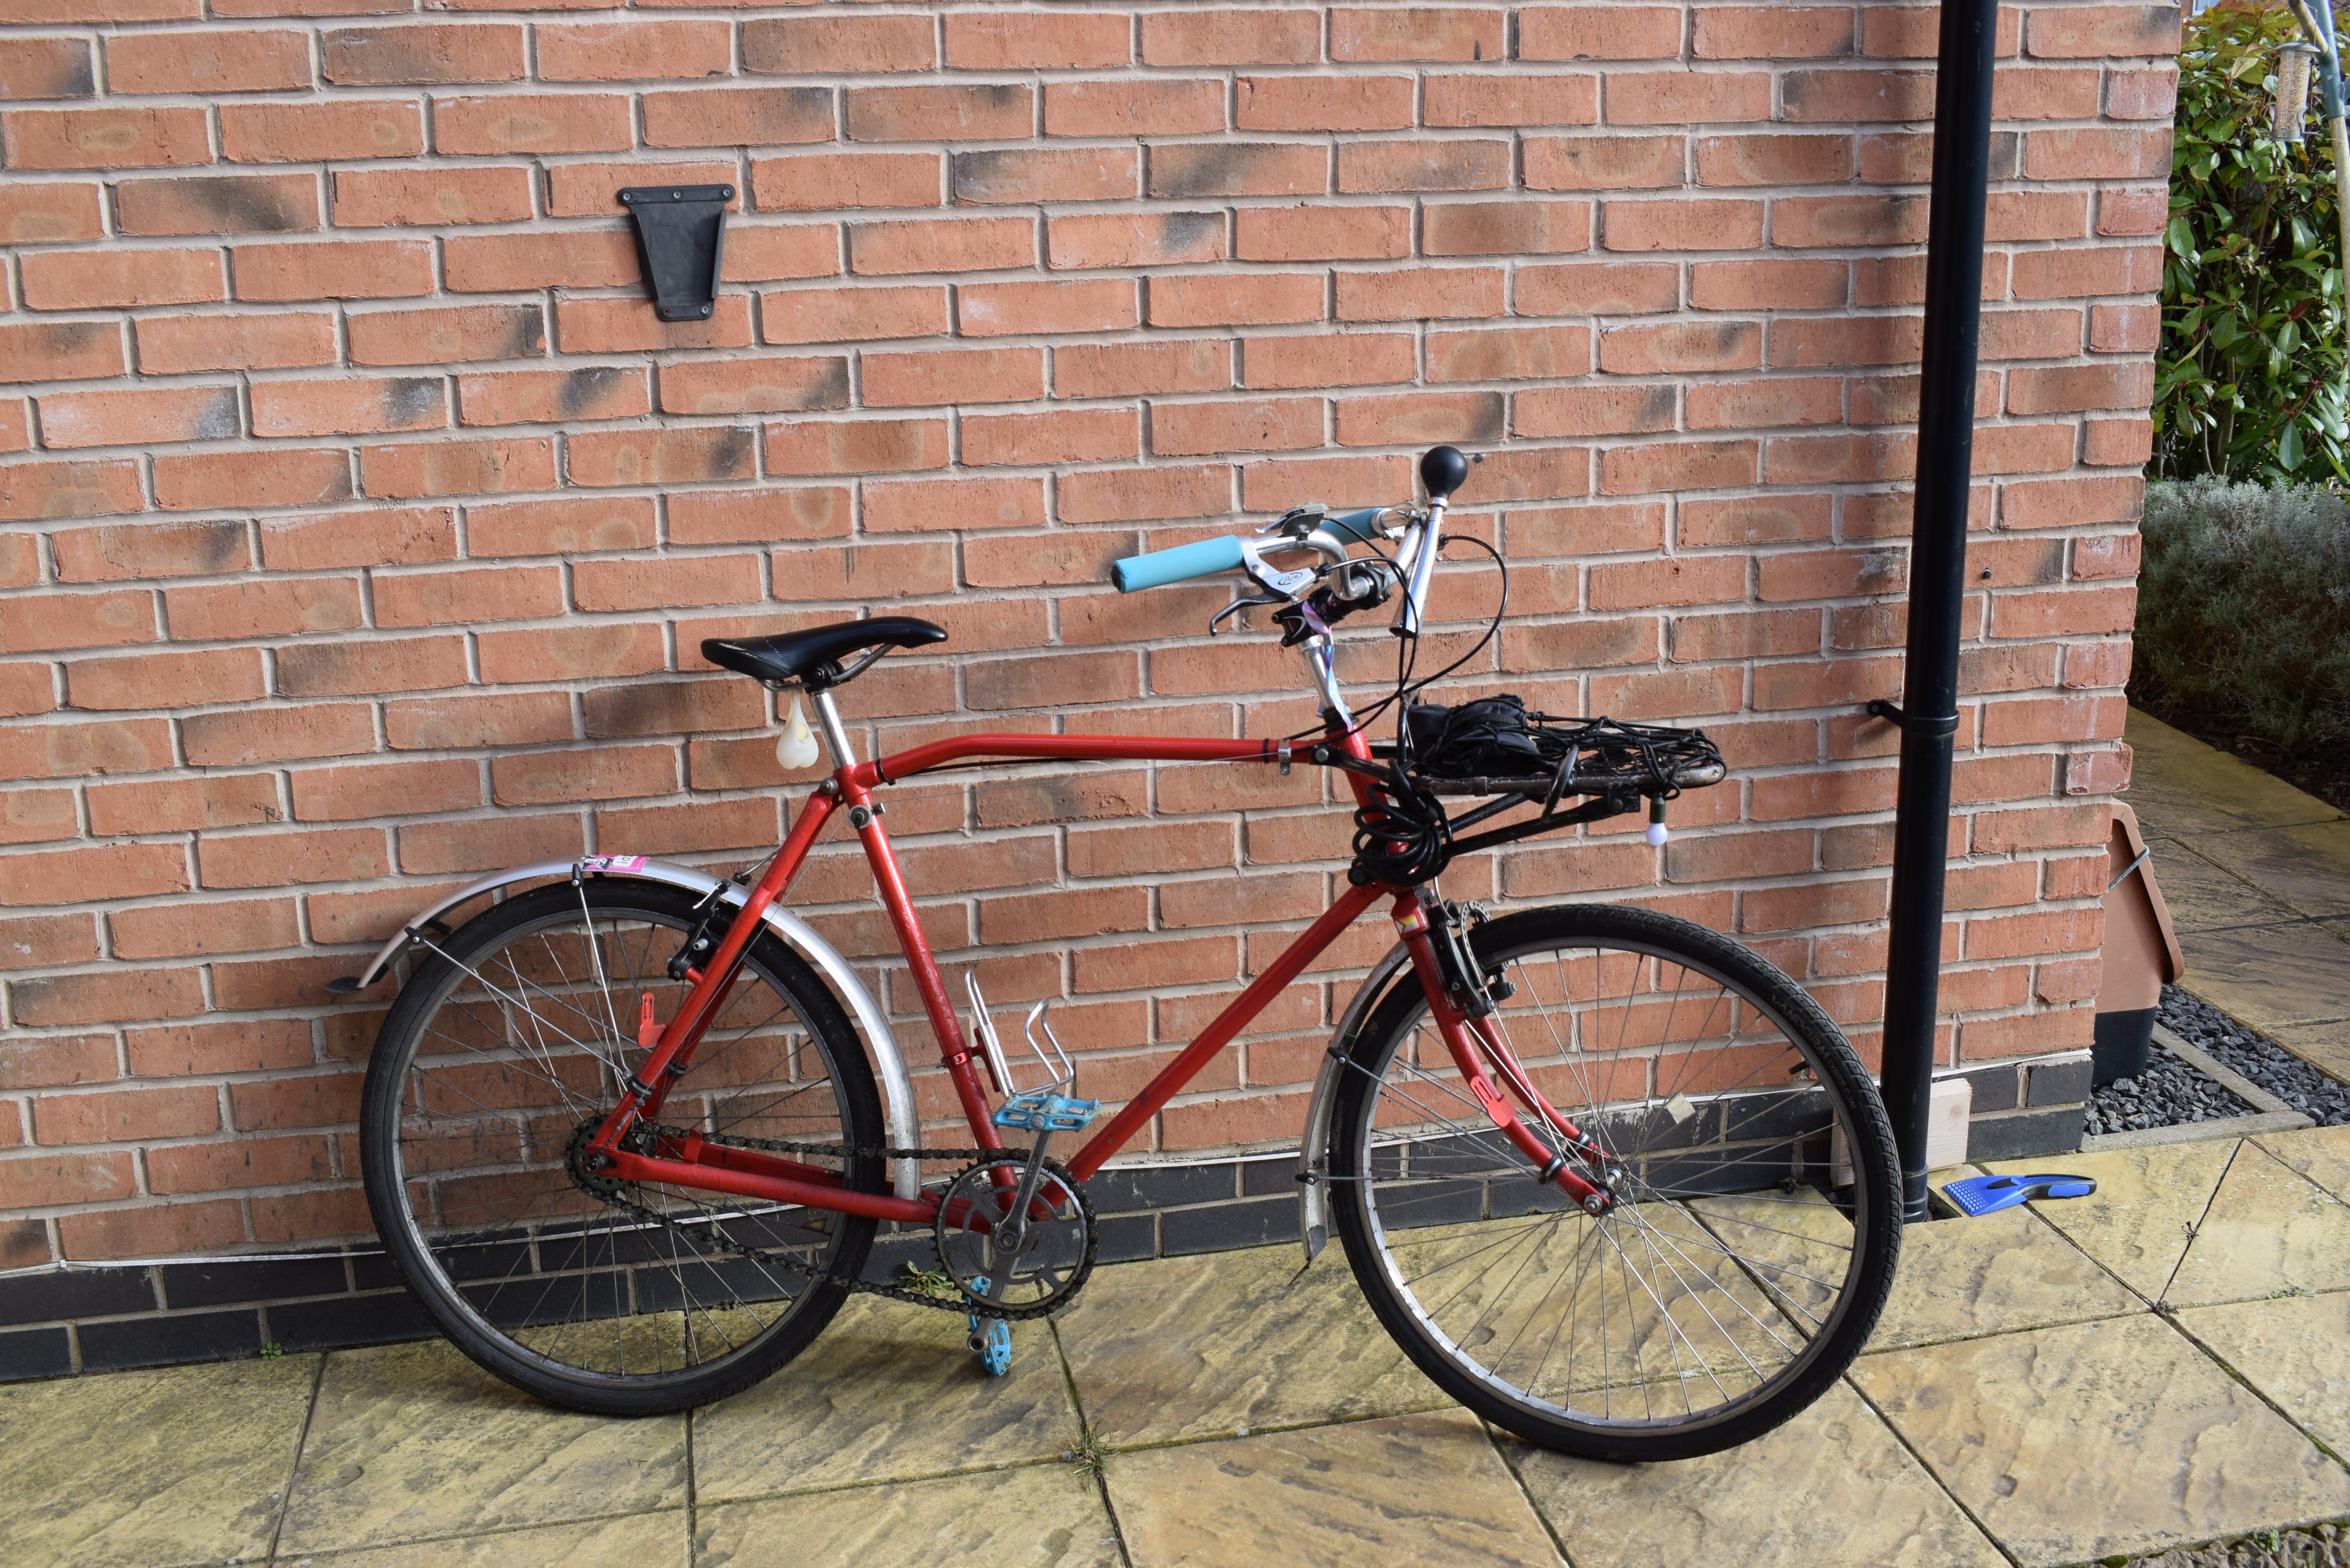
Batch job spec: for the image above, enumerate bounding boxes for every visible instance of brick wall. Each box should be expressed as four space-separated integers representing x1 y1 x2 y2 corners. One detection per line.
0 1 2169 1361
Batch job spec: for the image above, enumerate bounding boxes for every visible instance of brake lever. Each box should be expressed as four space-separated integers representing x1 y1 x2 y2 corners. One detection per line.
1211 591 1289 635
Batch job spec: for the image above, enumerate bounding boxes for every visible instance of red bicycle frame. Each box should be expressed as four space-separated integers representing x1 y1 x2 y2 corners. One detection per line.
585 723 1605 1221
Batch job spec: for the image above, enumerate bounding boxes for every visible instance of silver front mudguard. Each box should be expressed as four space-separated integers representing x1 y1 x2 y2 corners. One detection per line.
1297 940 1418 1263
341 855 924 1201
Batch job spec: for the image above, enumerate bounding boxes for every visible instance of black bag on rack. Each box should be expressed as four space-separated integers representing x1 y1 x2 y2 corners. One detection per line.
1403 695 1548 778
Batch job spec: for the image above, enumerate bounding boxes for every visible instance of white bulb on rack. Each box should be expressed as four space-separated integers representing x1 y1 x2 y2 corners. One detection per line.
1645 822 1669 847
776 696 820 770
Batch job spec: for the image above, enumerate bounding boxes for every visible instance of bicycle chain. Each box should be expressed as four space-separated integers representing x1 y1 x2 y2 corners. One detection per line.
580 1123 1077 1321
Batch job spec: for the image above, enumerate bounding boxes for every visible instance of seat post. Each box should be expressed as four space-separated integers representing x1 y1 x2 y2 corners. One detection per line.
808 686 858 769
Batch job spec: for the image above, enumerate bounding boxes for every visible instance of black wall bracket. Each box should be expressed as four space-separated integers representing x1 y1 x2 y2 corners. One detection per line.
617 185 732 322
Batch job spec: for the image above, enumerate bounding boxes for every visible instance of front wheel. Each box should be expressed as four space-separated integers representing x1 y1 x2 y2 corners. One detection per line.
1330 903 1901 1461
359 878 885 1415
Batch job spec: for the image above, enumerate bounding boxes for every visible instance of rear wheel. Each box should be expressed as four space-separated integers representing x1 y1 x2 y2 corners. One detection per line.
1330 903 1900 1461
360 879 884 1415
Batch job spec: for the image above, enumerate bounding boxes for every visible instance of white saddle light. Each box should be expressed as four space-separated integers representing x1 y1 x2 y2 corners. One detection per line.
776 696 821 770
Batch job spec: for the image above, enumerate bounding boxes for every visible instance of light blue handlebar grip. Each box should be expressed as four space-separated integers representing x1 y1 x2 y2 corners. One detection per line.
1111 535 1246 592
1324 507 1386 544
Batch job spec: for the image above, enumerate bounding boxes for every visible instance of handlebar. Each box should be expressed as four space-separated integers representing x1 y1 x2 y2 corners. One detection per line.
1107 445 1470 641
1110 534 1245 592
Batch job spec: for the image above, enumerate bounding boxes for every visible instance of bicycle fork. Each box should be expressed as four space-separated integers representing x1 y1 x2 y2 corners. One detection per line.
1392 894 1620 1215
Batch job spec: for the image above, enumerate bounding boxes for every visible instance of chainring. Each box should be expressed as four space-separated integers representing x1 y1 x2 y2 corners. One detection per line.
934 1155 1098 1316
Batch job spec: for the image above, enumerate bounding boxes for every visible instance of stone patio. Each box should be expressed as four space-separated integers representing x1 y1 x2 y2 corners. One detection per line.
3 711 2344 1567
1 1126 2344 1568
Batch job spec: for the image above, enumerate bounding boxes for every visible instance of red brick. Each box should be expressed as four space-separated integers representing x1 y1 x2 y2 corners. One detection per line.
489 744 673 806
278 635 467 699
1337 389 1503 446
59 1199 245 1262
445 229 638 293
116 173 318 237
0 181 103 244
2082 417 2153 468
66 645 264 710
0 320 123 383
359 437 555 500
866 475 1046 533
959 278 1138 337
535 19 729 82
1337 139 1512 192
384 691 572 752
84 775 277 838
1425 199 1591 256
672 486 849 545
1780 66 1937 121
1695 7 1857 56
848 215 1033 276
1251 331 1421 389
2026 4 2181 59
2097 187 2168 237
1236 205 1410 262
2007 361 2154 416
862 345 1044 408
1525 134 1686 191
742 14 936 75
110 896 299 961
234 239 432 302
347 304 545 368
147 447 344 517
1238 75 1414 133
1047 210 1226 270
1057 465 1231 524
321 23 523 85
1148 143 1326 200
0 1151 135 1210
1519 6 1684 59
1599 439 1758 495
847 84 1034 145
0 458 144 523
221 100 424 164
0 36 95 100
1335 267 1504 321
946 10 1130 68
332 166 531 228
104 28 310 93
433 93 632 156
652 86 831 153
36 386 239 451
1602 198 1765 252
2022 129 2171 182
1424 72 1598 126
260 506 453 571
964 408 1137 467
1 105 209 170
1140 8 1320 65
135 311 336 375
19 247 223 310
1045 79 1226 137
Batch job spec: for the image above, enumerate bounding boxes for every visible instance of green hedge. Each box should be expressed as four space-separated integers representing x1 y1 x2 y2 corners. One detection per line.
2138 477 2350 750
2157 1 2348 483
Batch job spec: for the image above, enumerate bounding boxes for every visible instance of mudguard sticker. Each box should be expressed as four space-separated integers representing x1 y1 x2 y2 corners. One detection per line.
579 855 648 873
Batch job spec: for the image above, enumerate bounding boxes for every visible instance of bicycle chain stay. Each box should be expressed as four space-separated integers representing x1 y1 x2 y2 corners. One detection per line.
575 1123 1085 1321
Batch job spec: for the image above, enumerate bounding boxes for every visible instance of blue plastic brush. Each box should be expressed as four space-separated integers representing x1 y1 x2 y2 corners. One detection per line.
1941 1172 2097 1217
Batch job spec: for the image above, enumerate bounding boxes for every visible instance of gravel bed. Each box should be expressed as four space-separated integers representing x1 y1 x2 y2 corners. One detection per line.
2086 1044 2255 1137
2162 986 2350 1129
2125 1521 2349 1568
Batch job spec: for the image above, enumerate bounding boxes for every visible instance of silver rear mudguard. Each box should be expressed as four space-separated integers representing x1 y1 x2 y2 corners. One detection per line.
341 855 924 1201
1298 940 1417 1263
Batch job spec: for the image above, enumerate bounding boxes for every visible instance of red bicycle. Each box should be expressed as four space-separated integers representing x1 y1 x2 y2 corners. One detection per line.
349 445 1900 1461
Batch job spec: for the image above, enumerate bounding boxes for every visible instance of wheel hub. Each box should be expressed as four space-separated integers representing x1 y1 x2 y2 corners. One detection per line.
564 1117 627 1200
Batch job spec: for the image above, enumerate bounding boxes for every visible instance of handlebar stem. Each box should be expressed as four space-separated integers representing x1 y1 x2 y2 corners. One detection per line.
1393 500 1447 638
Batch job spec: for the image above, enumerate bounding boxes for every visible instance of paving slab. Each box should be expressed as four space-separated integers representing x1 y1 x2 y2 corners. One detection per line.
2271 1019 2350 1086
2123 710 2342 836
1507 1378 2004 1568
0 1353 316 1568
1987 1140 2236 1302
1109 1410 1563 1568
290 1509 687 1567
695 1461 1119 1568
2179 923 2350 1033
2144 840 2307 933
277 1339 686 1555
1849 1315 2350 1567
2254 1124 2350 1203
2166 1140 2350 1308
692 1293 1083 1504
2181 821 2350 921
2175 1291 2350 1459
1053 1242 1448 1448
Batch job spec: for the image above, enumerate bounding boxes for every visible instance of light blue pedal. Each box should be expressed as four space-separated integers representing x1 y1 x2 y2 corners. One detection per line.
966 1276 1012 1376
992 1089 1100 1133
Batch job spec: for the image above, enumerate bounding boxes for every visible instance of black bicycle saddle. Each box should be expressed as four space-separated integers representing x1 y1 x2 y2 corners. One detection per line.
701 616 947 689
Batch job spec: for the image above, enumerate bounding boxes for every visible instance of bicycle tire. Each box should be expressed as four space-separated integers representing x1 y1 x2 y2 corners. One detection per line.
360 879 884 1415
1330 902 1901 1461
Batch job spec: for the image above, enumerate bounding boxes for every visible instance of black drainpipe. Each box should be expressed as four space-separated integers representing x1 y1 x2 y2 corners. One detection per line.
1872 0 2000 1224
